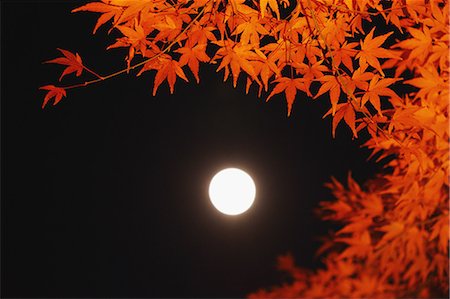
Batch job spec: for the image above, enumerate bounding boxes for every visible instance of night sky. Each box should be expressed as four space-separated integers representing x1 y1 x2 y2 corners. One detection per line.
2 1 380 297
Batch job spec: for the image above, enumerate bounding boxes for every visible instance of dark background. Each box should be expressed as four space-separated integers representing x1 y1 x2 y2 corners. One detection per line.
1 1 380 297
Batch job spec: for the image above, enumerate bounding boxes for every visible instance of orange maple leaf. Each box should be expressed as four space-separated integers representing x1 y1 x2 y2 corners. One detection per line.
213 41 261 87
429 215 449 254
332 42 358 72
72 1 123 34
39 85 67 108
233 16 270 46
356 28 401 76
187 24 217 46
337 230 372 259
315 75 341 115
175 44 210 83
361 75 401 115
376 221 404 248
260 0 280 19
140 56 188 96
345 65 374 94
115 22 148 53
295 60 327 96
394 26 432 63
405 66 446 100
249 49 280 92
267 77 306 116
44 48 84 81
323 103 357 138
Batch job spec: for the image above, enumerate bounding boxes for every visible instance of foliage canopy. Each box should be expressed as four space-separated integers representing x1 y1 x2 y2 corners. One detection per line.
41 0 449 297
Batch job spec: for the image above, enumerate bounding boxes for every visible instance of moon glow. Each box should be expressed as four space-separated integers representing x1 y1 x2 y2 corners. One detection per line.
208 168 256 215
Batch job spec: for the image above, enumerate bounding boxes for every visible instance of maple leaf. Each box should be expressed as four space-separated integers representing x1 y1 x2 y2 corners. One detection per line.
175 44 210 83
356 28 401 76
394 26 432 63
332 42 358 72
376 222 404 248
259 0 280 19
187 24 217 46
276 253 305 280
153 15 184 42
405 66 446 100
361 195 383 216
337 230 372 259
361 75 401 115
39 85 67 108
107 0 143 6
429 41 449 72
72 1 123 33
227 0 258 18
106 19 148 61
347 65 374 93
337 218 372 235
267 77 307 116
44 48 84 81
106 19 151 69
74 0 156 31
213 41 261 87
315 75 341 115
384 2 406 32
323 103 357 138
233 16 269 46
429 215 449 254
115 22 148 53
138 56 188 96
112 0 154 26
250 49 281 92
320 197 352 221
295 60 327 96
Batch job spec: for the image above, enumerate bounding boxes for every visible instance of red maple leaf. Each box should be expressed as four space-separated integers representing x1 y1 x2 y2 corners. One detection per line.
44 48 84 81
39 85 67 108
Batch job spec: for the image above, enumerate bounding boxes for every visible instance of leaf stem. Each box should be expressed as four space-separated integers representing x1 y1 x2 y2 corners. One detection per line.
82 65 104 80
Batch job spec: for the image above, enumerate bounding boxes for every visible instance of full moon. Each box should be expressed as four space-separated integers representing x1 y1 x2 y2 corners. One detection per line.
208 168 256 215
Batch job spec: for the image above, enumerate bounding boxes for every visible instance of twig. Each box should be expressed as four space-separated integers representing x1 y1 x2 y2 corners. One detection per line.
61 3 210 91
305 0 404 148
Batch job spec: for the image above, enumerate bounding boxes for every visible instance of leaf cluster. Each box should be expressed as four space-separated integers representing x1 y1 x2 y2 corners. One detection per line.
40 0 449 297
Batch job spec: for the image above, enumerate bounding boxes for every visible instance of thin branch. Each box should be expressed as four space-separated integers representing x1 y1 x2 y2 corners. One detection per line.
82 65 103 80
323 3 410 17
62 3 210 91
305 0 404 148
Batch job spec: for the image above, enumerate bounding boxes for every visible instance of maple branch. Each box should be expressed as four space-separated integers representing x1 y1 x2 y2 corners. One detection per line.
322 3 410 17
61 3 210 91
299 1 315 40
305 0 404 148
